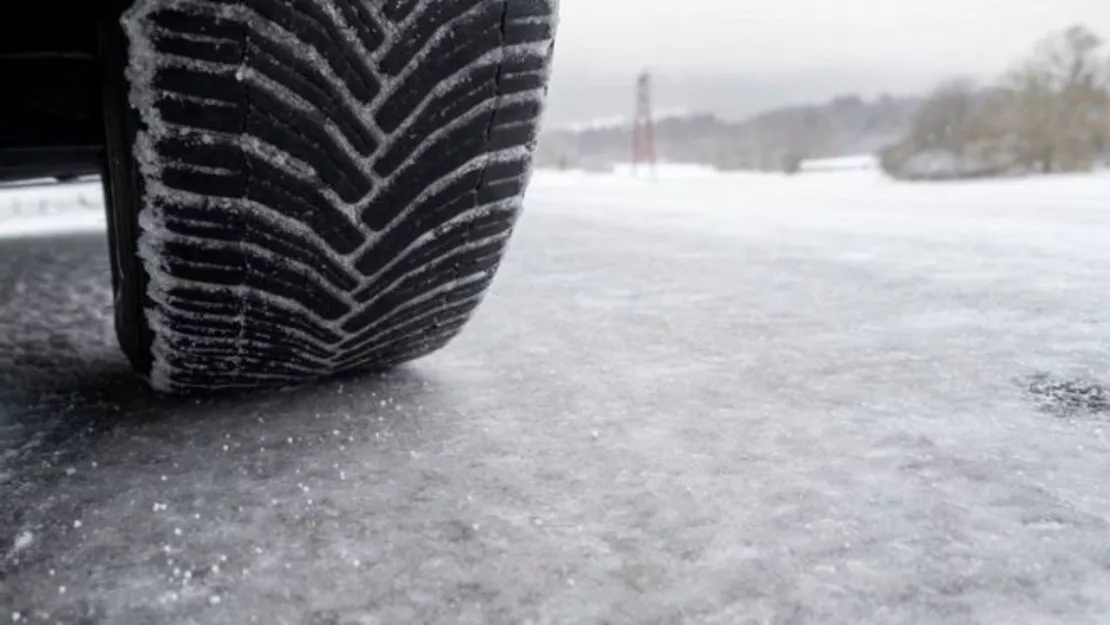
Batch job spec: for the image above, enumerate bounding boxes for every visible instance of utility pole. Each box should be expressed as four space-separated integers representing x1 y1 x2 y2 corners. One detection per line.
631 71 657 177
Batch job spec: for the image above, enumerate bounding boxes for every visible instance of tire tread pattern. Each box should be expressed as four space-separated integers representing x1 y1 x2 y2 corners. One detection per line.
121 0 557 391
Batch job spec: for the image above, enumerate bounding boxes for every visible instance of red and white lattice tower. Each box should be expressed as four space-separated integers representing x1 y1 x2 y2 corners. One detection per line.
631 71 657 176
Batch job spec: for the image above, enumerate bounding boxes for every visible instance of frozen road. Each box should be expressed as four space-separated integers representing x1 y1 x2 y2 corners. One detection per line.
3 169 1110 624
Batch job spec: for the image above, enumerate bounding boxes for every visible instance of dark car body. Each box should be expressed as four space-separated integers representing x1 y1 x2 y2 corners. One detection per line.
0 1 128 183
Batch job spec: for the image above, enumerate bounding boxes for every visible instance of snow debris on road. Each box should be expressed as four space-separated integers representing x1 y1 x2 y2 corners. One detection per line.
10 531 33 553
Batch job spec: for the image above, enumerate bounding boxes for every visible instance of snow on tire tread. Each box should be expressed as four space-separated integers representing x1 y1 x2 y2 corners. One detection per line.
121 0 558 391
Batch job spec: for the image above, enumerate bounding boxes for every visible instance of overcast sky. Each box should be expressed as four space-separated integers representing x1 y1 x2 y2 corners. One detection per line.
554 0 1110 77
544 0 1110 123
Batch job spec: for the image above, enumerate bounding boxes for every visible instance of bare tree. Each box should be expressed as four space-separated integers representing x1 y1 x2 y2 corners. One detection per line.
1005 25 1110 172
879 78 996 179
912 78 981 163
882 24 1110 181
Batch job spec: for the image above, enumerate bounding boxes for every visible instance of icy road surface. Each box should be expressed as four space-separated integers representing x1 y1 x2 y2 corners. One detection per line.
3 168 1110 624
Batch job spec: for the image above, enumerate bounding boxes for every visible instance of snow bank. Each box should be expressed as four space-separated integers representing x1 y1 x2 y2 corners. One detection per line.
800 154 878 172
0 181 105 239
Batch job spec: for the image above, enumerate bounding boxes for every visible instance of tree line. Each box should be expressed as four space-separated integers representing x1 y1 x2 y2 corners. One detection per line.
880 25 1110 180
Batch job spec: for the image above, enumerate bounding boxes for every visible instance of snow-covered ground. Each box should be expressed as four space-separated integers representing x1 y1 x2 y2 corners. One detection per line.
516 165 1110 623
0 180 105 239
5 166 1110 622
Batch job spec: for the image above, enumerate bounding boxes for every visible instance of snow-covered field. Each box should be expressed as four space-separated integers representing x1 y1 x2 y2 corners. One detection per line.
526 167 1110 384
529 165 1110 256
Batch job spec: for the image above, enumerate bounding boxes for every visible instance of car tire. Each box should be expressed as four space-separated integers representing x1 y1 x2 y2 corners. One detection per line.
98 0 558 392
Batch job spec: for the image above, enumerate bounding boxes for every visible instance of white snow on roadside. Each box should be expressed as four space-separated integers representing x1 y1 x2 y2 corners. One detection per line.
0 181 105 239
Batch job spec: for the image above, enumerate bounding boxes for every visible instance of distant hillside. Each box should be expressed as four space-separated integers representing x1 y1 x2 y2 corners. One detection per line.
536 94 921 172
